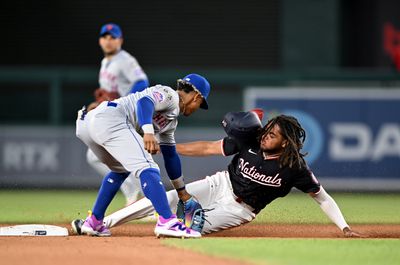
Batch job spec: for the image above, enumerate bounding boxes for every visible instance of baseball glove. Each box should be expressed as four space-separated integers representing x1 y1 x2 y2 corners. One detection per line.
176 197 205 232
86 88 120 112
94 88 119 103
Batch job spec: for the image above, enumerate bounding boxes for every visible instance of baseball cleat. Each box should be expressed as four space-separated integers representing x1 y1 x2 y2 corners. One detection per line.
154 214 201 239
71 219 84 235
81 211 111 237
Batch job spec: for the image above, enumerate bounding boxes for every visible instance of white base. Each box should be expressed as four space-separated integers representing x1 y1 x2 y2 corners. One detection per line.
0 224 68 236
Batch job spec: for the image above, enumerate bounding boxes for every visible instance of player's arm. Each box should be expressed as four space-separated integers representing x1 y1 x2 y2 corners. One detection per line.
129 79 149 93
176 140 223 156
159 144 191 200
123 57 149 93
309 187 362 237
136 96 159 154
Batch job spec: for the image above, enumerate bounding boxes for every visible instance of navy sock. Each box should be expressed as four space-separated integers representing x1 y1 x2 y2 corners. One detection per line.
139 168 172 219
92 171 130 220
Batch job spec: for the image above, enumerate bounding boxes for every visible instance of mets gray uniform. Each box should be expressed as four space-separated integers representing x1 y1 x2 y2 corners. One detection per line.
77 85 179 182
99 49 148 96
87 49 148 204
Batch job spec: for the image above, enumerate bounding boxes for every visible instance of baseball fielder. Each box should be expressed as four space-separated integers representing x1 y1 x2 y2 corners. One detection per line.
74 73 211 238
87 23 150 205
75 110 360 237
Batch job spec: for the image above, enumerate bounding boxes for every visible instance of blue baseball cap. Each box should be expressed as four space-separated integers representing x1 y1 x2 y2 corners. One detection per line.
100 23 123 38
179 73 211 109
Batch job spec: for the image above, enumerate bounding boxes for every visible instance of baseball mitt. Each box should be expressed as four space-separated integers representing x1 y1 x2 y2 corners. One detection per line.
176 197 204 231
94 88 119 103
86 88 120 112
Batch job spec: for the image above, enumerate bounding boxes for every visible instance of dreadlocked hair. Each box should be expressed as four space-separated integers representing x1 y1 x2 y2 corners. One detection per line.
259 115 307 169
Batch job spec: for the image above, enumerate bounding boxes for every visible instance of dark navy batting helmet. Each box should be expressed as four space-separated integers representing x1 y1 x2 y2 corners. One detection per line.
221 109 264 142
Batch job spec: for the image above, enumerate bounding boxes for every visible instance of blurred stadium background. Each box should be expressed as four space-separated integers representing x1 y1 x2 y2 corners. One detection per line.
1 0 400 191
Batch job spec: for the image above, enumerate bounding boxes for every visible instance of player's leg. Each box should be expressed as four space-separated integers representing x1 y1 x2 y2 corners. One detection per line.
190 171 256 234
86 148 109 176
103 173 220 228
98 119 200 238
120 174 143 205
76 108 128 236
87 148 143 205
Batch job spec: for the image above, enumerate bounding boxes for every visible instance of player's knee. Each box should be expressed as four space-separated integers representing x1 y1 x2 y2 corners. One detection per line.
139 168 161 180
139 168 161 188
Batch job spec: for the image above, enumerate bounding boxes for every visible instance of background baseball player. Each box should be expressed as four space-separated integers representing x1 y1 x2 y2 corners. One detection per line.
76 110 360 237
87 23 150 205
73 73 211 238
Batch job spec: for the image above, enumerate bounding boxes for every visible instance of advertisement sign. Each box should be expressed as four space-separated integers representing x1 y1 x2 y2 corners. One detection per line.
245 88 400 189
0 127 228 189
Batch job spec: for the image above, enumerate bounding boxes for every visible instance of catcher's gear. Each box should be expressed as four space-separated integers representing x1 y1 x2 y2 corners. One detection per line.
94 88 119 103
176 197 204 232
221 109 263 143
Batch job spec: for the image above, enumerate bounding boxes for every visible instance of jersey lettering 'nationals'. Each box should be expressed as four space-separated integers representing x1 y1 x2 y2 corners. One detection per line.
222 136 320 213
238 158 282 187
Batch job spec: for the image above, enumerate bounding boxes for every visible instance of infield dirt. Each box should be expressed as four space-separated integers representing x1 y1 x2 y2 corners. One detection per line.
1 223 399 265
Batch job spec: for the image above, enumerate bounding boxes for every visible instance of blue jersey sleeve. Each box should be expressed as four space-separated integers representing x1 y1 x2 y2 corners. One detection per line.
129 79 149 93
160 145 182 180
136 96 154 126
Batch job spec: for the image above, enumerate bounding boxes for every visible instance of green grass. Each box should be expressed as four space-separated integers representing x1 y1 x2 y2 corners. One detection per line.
164 238 400 265
1 190 399 265
254 192 400 224
0 190 125 223
0 190 399 224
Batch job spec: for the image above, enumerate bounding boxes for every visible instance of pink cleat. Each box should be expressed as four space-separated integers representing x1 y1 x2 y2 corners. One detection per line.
81 211 111 237
154 214 201 239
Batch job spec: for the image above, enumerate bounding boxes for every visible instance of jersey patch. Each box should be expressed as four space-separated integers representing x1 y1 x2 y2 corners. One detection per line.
152 91 165 102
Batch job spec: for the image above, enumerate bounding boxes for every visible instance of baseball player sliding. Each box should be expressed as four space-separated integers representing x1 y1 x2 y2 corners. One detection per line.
87 23 150 205
72 109 360 237
74 73 211 238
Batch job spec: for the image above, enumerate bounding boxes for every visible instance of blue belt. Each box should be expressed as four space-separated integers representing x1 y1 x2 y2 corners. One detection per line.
107 101 117 107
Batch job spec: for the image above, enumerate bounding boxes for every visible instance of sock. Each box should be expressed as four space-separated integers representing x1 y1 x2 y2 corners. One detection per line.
139 168 172 219
92 171 130 220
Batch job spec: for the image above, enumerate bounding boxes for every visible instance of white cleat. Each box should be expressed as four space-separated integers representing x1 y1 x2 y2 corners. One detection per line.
80 212 111 237
154 215 201 239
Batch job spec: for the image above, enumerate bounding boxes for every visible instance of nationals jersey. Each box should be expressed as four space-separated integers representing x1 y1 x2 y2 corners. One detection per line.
116 85 179 145
222 136 321 213
99 50 148 96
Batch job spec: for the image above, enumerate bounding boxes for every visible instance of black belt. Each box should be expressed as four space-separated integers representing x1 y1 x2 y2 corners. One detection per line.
233 194 259 214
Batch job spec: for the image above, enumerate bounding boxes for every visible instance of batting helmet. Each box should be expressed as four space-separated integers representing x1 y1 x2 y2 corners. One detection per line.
221 109 264 142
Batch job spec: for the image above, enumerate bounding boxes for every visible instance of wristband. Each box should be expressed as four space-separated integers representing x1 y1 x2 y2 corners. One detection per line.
142 124 155 134
170 176 185 190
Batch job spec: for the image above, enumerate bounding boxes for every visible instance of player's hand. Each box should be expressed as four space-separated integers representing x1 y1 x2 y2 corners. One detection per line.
87 101 100 112
94 88 119 102
343 227 363 238
143 133 160 154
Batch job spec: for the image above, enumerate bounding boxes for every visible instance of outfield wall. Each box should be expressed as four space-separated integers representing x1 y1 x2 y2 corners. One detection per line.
1 125 399 191
245 87 400 191
0 126 229 190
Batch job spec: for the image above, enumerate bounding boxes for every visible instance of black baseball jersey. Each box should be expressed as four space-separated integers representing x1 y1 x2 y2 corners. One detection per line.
222 136 321 213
